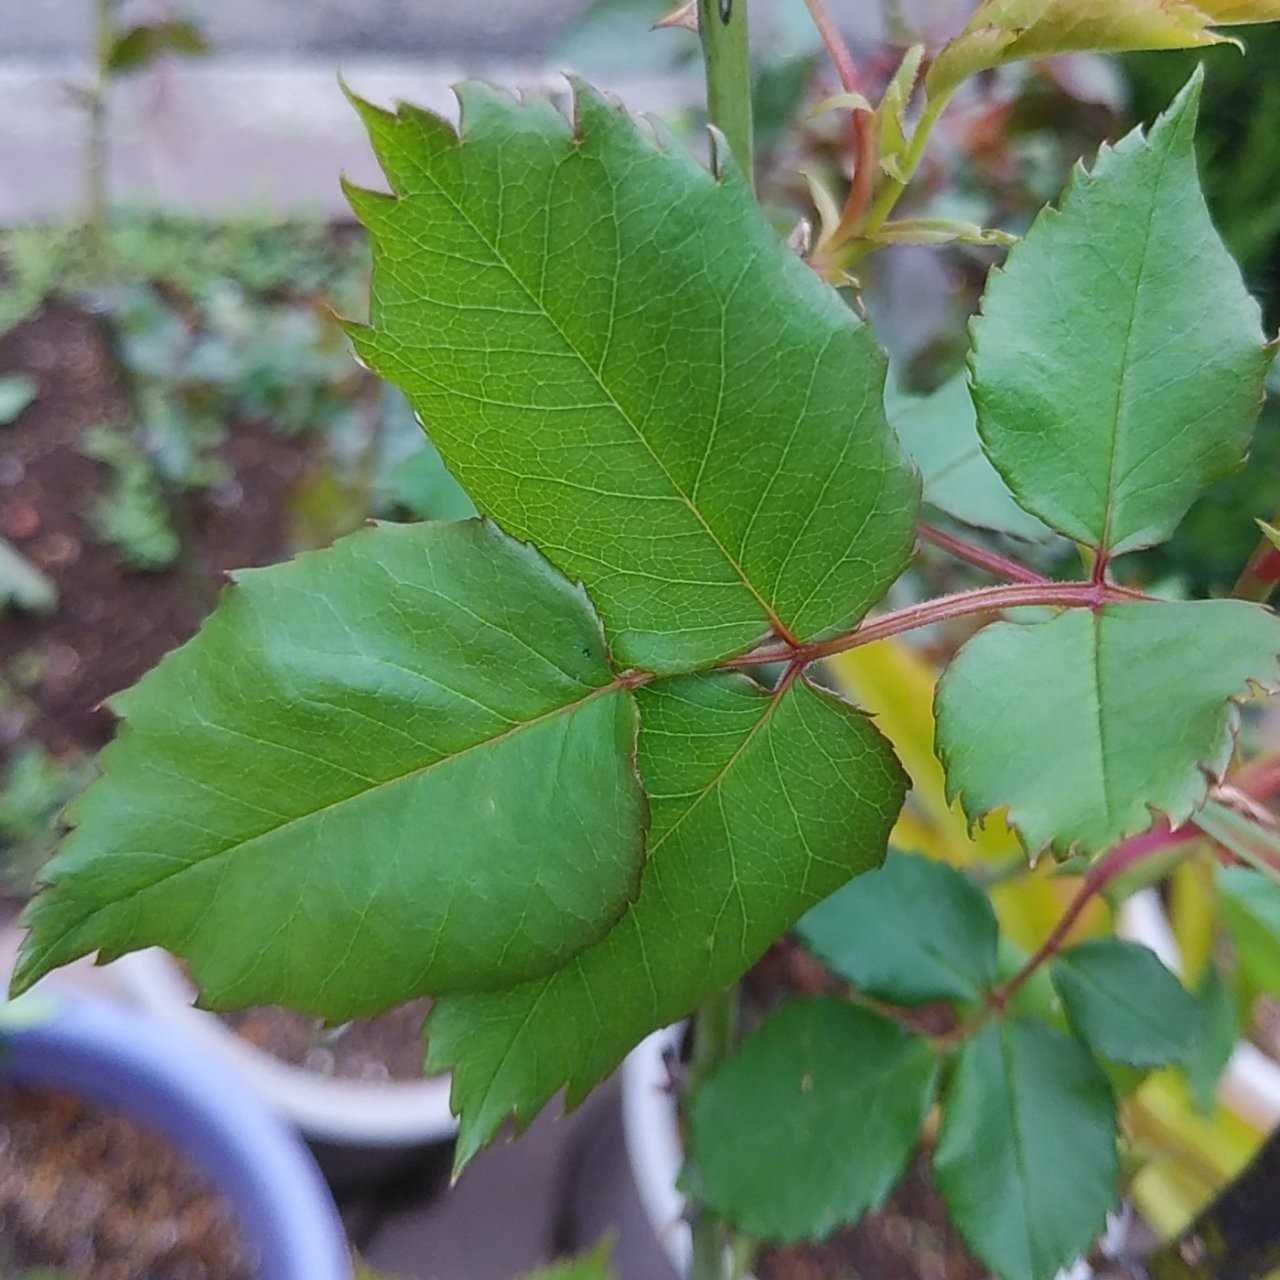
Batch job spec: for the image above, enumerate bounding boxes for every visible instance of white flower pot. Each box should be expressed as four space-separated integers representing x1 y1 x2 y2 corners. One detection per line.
110 947 457 1147
620 1020 1107 1280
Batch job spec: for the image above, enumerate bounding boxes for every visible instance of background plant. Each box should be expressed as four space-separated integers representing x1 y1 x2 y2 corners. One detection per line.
12 4 1280 1280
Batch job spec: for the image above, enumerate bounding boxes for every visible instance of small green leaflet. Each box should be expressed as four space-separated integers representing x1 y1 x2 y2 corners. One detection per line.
934 1020 1118 1280
387 438 478 522
885 373 1051 542
427 673 907 1171
969 71 1272 557
13 520 648 1016
796 850 999 1005
1184 964 1238 1113
935 600 1280 856
1051 938 1200 1068
345 78 918 674
689 999 937 1241
1218 865 1280 995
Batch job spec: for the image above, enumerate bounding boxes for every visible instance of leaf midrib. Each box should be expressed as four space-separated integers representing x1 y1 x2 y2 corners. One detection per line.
1095 129 1170 554
404 137 796 645
24 676 628 976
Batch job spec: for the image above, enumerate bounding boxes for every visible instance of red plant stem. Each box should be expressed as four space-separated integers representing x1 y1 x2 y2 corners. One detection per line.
802 0 860 96
990 823 1198 1010
802 0 877 234
1231 753 1280 802
1233 523 1280 602
725 580 1135 669
916 522 1049 585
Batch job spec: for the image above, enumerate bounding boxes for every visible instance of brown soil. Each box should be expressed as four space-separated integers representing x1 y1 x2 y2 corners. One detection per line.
0 1082 256 1279
0 304 309 758
221 999 434 1083
756 1155 988 1280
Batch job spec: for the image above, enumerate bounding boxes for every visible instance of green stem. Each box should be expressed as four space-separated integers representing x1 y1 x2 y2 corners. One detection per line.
840 89 953 266
696 0 754 188
688 983 739 1280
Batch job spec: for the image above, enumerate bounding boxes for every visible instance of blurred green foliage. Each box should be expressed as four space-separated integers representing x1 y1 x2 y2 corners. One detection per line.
0 745 92 894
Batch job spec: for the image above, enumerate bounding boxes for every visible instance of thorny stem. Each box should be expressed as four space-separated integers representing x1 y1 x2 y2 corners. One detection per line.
696 0 754 188
722 580 1145 671
916 522 1050 585
988 825 1197 1013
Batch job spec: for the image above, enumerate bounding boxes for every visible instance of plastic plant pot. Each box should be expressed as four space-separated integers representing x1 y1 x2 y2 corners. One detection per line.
0 991 352 1280
111 947 457 1147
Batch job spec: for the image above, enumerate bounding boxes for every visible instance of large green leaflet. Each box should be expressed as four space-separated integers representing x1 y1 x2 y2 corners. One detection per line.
13 521 647 1015
427 673 907 1169
344 79 918 674
969 71 1271 557
689 999 937 1241
936 600 1280 856
934 1020 1118 1280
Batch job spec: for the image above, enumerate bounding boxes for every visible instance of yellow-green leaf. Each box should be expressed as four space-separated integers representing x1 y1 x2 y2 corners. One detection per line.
926 1 1238 101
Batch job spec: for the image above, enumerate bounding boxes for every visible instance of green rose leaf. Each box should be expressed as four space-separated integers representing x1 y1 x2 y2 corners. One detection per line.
427 672 907 1170
935 1020 1118 1280
1051 938 1201 1068
796 850 999 1005
886 374 1052 542
689 998 937 1241
1218 865 1280 996
13 520 648 1016
107 20 210 74
344 79 918 674
935 601 1280 856
969 72 1271 557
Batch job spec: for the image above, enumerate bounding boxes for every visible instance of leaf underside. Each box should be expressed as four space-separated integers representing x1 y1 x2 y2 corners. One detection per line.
427 673 908 1170
970 71 1271 557
934 1020 1118 1280
690 998 937 1241
935 600 1280 857
344 78 918 674
14 521 648 1016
